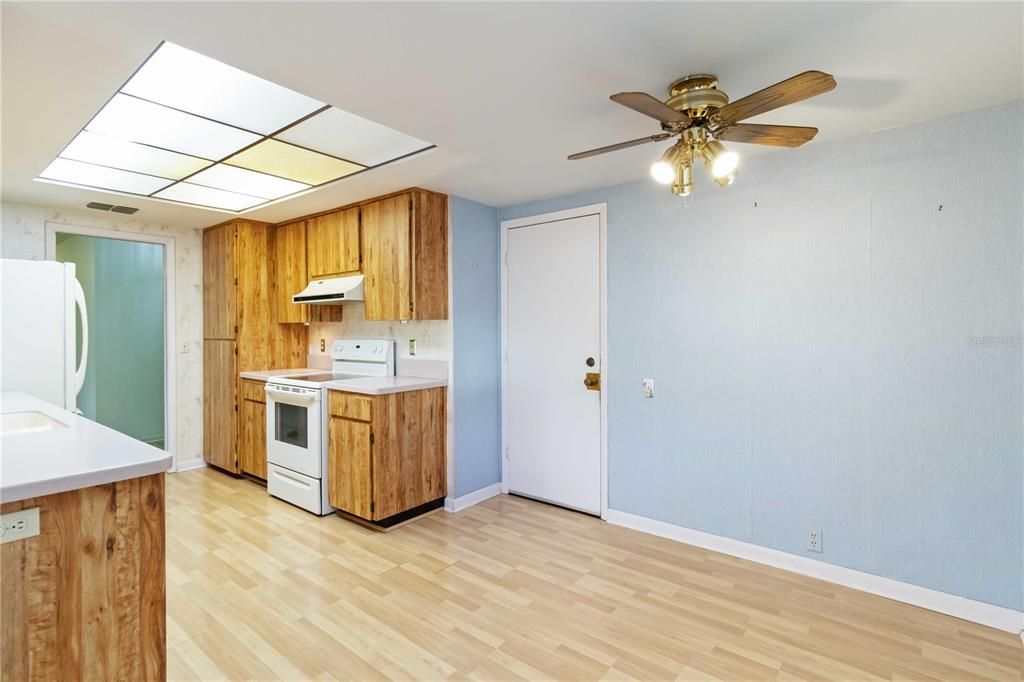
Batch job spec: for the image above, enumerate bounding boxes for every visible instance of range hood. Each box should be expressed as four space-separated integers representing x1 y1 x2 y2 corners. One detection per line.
292 275 364 304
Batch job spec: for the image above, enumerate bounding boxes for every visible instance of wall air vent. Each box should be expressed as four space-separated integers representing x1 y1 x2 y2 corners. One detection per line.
111 205 139 215
86 201 114 211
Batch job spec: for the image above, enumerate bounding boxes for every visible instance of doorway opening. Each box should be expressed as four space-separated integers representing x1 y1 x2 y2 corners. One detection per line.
46 224 175 461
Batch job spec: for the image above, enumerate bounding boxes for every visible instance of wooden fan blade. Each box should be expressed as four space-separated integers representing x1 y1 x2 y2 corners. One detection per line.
567 133 672 160
610 92 690 124
716 123 818 147
714 71 836 125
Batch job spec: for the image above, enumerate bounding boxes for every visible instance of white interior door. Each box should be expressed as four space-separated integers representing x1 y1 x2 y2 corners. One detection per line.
505 212 602 514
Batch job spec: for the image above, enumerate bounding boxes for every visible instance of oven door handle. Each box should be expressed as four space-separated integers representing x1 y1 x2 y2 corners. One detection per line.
265 386 320 405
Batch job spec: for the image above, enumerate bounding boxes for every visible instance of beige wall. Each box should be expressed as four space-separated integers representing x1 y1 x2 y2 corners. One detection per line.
1 201 204 468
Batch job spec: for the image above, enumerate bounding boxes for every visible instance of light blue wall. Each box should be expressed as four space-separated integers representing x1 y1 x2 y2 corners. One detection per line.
499 102 1024 610
451 196 502 497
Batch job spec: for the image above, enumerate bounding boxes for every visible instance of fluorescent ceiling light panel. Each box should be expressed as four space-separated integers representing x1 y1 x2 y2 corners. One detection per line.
188 164 310 199
122 42 324 135
225 139 364 185
154 182 264 211
87 94 260 160
60 131 211 179
36 41 433 213
40 158 174 195
276 107 431 166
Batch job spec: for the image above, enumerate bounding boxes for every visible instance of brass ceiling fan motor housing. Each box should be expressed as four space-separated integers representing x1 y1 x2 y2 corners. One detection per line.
665 74 730 120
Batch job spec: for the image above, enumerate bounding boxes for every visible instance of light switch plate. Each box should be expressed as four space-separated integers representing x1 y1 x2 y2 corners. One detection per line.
0 508 40 544
642 378 654 398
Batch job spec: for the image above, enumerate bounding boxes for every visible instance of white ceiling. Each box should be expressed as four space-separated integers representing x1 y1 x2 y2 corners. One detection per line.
2 2 1021 229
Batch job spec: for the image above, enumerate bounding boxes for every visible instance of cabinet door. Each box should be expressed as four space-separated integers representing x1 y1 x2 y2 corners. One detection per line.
274 220 308 324
203 339 238 472
372 388 446 519
239 397 267 479
235 222 273 371
307 207 360 279
203 224 235 339
410 190 449 320
328 416 373 518
362 196 412 321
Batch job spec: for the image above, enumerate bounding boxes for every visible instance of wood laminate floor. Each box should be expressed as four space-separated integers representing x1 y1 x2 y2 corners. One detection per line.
167 469 1022 681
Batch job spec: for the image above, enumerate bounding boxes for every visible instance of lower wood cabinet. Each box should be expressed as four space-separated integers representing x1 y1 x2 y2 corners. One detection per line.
203 339 237 472
238 379 267 479
327 387 446 521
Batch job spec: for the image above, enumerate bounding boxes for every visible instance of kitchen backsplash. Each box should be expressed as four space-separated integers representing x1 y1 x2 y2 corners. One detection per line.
308 302 451 366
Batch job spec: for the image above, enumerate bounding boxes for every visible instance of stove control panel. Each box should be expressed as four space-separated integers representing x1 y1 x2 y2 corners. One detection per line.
330 338 394 362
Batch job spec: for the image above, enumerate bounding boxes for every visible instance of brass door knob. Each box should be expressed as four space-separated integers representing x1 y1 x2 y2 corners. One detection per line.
583 372 601 391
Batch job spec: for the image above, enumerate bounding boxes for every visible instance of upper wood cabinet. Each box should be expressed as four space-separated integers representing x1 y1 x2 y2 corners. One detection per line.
203 225 236 339
362 190 448 321
307 207 360 279
274 220 309 324
271 220 343 324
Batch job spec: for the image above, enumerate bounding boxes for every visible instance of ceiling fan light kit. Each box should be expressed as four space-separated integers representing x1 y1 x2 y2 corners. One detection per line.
569 71 836 199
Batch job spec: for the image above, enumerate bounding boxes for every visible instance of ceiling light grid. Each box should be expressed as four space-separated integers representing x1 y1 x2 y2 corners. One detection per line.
36 41 435 212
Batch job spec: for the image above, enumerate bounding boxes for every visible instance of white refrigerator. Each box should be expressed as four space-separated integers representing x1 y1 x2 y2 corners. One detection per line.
1 258 89 412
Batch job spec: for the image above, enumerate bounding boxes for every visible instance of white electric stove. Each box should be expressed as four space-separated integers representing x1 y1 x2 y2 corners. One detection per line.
264 339 394 514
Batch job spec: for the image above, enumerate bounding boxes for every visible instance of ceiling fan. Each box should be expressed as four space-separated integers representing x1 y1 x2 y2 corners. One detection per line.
568 71 836 197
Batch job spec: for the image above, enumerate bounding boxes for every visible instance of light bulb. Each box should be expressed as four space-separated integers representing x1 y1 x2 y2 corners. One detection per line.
701 140 739 178
651 141 688 185
712 151 739 178
650 161 675 185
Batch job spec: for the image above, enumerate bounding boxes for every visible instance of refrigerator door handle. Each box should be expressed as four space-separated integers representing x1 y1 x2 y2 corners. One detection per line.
73 277 88 394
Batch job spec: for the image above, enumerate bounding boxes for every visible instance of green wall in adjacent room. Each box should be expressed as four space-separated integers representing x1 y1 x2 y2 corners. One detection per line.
56 234 165 446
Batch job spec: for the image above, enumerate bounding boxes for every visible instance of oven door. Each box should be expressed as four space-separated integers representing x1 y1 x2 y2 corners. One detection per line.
265 384 323 478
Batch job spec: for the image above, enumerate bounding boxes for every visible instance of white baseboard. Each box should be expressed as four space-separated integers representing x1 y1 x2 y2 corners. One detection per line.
445 482 503 513
604 508 1024 635
173 457 207 473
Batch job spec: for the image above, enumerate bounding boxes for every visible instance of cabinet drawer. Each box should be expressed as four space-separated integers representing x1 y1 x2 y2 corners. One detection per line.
240 379 266 403
329 391 372 421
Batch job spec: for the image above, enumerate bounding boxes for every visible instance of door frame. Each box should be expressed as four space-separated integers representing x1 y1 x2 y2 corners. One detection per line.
44 222 178 469
500 203 608 518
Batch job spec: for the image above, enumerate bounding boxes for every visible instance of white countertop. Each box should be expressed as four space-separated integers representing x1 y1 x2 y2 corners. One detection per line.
241 369 446 395
239 368 321 381
0 392 172 503
324 376 448 395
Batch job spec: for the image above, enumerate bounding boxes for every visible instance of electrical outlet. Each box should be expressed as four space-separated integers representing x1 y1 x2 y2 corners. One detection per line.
642 378 655 398
0 508 40 544
319 338 326 352
180 342 189 354
409 339 417 356
807 528 823 553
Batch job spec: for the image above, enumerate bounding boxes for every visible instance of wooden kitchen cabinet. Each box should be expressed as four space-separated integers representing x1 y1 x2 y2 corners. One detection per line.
271 219 343 325
273 220 309 324
327 387 446 523
238 379 267 479
203 220 307 474
361 190 448 321
203 222 236 339
307 207 360 279
203 339 237 473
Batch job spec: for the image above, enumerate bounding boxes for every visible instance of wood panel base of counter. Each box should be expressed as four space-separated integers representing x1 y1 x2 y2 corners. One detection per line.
1 473 165 681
